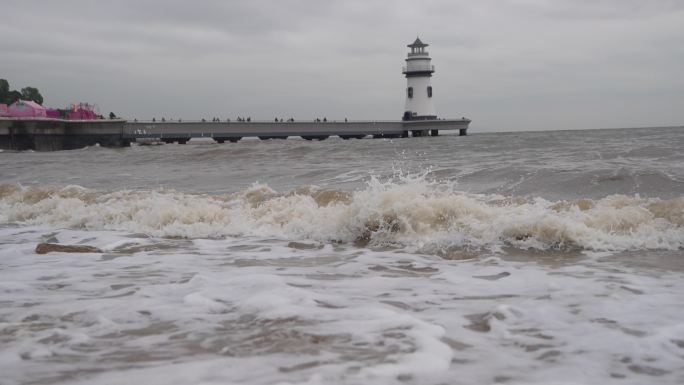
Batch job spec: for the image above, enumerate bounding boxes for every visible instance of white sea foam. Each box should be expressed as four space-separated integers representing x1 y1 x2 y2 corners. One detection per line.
1 226 683 385
0 178 683 253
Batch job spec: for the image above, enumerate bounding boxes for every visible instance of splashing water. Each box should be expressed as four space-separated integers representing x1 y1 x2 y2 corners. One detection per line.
1 176 682 253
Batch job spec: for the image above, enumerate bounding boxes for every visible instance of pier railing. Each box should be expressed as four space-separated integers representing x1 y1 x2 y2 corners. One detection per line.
122 118 470 139
129 119 405 124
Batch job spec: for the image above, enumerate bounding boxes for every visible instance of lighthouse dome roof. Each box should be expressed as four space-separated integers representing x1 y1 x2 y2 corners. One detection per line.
407 37 428 48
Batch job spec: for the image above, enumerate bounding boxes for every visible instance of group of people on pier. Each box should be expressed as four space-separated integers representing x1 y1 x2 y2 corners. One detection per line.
143 116 351 123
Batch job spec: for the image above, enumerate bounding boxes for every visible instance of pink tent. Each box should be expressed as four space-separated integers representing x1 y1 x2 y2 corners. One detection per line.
0 104 8 117
46 108 61 119
67 110 96 120
66 103 98 120
7 100 47 118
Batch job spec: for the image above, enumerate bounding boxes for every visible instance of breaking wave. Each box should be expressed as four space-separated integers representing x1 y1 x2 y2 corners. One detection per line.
1 177 683 253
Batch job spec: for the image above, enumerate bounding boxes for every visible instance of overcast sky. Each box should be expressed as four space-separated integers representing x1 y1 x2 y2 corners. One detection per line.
2 0 683 131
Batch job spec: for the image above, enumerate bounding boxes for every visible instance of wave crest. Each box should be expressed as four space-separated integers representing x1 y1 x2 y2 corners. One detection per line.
0 179 682 252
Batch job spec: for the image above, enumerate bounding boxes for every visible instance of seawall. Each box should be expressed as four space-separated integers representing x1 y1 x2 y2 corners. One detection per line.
0 118 128 151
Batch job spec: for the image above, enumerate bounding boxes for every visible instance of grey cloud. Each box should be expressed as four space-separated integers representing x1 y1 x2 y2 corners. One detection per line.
1 0 682 131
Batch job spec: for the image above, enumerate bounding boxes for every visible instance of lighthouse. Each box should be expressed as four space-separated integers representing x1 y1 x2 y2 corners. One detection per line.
402 37 437 121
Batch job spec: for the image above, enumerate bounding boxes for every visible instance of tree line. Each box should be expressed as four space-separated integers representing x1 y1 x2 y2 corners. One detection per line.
0 79 44 105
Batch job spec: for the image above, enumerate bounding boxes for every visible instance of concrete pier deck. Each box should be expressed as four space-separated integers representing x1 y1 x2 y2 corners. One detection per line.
0 117 470 150
123 118 470 143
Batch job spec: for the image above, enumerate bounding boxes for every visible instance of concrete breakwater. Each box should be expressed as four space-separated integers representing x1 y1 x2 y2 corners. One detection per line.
0 118 128 151
0 117 469 150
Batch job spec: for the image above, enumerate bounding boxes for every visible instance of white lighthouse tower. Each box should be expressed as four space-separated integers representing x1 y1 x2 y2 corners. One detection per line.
402 37 437 121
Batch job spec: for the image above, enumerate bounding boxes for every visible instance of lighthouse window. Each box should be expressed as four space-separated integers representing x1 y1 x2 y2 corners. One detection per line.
427 86 433 97
407 87 413 98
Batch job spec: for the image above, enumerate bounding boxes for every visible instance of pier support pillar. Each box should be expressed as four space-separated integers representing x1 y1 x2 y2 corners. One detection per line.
302 135 329 141
411 130 429 137
214 137 241 143
459 128 467 136
430 130 439 136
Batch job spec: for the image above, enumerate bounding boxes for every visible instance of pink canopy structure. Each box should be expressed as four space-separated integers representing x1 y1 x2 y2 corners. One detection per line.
46 108 61 118
7 100 47 118
66 103 98 120
0 104 8 117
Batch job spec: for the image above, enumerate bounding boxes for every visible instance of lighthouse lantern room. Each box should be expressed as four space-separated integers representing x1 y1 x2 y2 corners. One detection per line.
402 37 437 121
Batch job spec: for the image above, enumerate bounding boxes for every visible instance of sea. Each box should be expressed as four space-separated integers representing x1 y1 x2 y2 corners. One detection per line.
1 126 683 385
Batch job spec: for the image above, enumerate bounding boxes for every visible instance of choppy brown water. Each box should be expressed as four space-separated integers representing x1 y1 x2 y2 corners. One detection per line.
1 127 683 385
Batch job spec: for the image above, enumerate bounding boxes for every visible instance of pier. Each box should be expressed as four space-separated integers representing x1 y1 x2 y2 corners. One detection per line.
124 118 470 143
0 117 469 150
0 38 471 151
